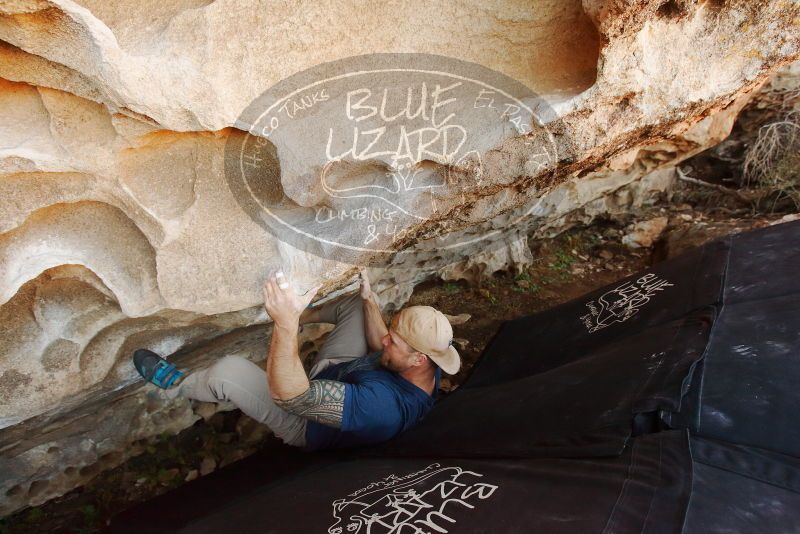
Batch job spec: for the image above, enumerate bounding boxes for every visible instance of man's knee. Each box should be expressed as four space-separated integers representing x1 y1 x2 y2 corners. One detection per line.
207 355 259 384
202 355 269 406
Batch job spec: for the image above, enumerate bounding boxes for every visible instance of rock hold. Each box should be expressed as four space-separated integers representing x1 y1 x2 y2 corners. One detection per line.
622 217 670 249
199 456 216 477
444 313 471 326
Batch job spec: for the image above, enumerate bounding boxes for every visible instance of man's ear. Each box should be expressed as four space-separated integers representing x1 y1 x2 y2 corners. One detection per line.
414 353 429 367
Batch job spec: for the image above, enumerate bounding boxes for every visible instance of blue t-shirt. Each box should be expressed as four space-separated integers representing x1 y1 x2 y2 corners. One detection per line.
304 352 440 451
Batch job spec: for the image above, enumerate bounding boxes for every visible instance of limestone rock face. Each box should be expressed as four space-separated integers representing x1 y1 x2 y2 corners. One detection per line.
0 0 798 515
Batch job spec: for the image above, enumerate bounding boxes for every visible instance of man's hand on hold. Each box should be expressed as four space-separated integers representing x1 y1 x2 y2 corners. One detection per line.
262 271 321 330
360 269 373 300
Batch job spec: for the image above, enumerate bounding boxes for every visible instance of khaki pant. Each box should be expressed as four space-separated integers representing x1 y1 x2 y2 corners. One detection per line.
168 294 369 447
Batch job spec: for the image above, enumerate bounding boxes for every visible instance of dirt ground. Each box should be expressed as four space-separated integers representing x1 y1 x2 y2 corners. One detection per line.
1 188 793 533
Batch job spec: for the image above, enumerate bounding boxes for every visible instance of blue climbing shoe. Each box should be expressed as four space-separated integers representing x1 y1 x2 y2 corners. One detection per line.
133 349 184 389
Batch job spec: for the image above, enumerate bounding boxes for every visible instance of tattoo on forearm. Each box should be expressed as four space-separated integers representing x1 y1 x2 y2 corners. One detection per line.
275 380 345 428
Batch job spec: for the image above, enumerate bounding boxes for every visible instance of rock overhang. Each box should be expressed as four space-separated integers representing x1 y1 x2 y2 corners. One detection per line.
0 0 798 516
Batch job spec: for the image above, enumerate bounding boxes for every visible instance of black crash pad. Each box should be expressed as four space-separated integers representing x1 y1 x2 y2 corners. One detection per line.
377 310 712 458
464 238 729 387
683 437 800 533
174 431 691 534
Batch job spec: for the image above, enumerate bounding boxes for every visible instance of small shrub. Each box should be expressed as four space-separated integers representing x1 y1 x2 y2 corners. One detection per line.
443 282 461 295
552 250 577 272
743 107 800 212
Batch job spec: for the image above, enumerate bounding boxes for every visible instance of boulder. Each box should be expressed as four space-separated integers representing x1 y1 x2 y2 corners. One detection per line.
0 0 798 515
623 216 670 248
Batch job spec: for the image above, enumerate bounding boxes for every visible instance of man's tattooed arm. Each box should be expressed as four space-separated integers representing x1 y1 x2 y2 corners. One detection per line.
274 379 346 428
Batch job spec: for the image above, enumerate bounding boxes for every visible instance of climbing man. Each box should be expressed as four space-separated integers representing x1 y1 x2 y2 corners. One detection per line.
132 270 460 451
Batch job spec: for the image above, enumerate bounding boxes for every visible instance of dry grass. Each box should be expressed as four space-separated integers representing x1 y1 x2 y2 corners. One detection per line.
742 91 800 212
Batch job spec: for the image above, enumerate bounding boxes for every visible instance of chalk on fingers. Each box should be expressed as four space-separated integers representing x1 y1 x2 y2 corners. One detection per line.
276 270 289 289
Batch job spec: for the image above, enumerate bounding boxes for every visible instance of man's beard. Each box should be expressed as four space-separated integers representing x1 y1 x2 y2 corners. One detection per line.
379 352 402 373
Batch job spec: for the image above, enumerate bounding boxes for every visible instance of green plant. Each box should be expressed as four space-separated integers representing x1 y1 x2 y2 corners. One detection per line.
25 508 43 522
551 250 576 272
82 504 97 522
512 272 540 293
511 284 540 294
514 272 530 283
478 288 497 305
70 504 98 534
443 282 461 295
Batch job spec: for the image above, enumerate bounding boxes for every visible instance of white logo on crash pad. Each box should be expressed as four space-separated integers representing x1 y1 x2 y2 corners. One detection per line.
580 273 674 333
329 463 498 534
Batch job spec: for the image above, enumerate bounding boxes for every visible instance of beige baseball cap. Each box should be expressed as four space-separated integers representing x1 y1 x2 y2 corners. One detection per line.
393 306 461 375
